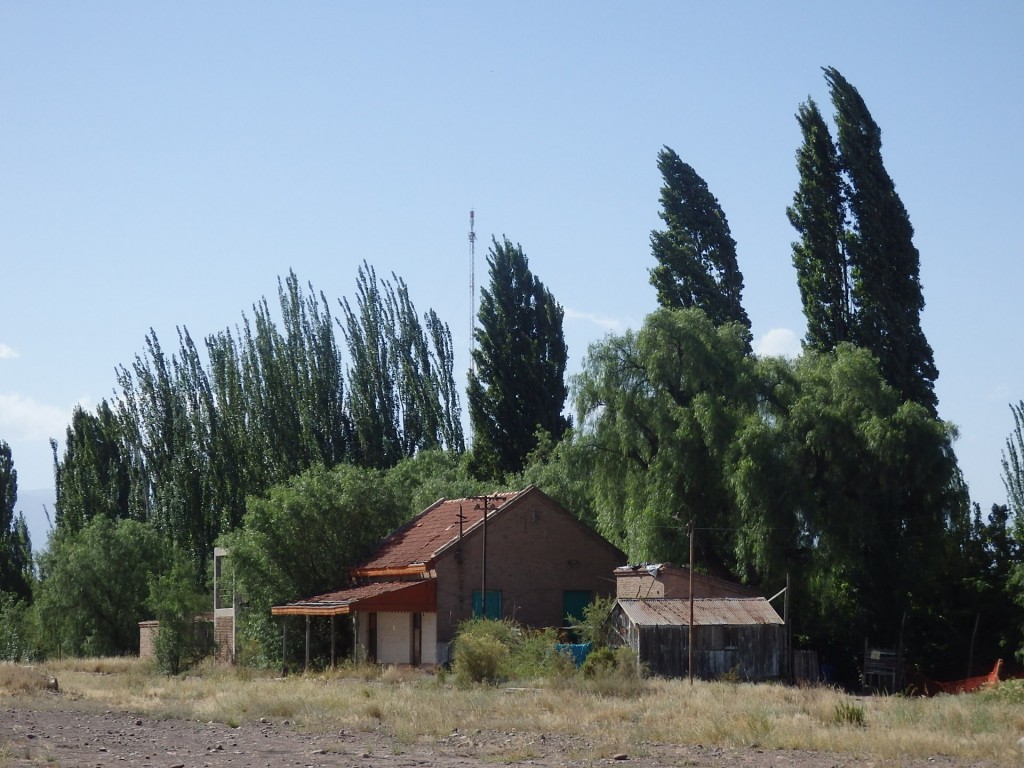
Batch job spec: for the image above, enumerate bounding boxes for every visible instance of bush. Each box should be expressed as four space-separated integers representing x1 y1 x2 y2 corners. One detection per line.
452 618 575 685
580 645 617 677
453 630 509 685
0 592 33 662
832 700 866 727
147 555 212 675
568 595 619 648
570 645 645 697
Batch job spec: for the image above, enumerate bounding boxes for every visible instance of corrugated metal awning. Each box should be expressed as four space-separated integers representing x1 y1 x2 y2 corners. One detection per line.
617 597 783 627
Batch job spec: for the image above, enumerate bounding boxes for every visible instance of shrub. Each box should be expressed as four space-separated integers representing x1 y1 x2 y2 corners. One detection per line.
453 628 509 685
557 645 645 697
833 700 866 726
568 595 619 648
147 555 212 675
452 618 576 685
0 592 33 662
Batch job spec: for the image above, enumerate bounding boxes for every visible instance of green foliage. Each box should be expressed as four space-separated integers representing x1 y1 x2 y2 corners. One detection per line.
52 268 462 589
575 308 966 677
147 553 212 674
733 345 966 667
452 618 572 686
384 449 487 517
220 463 406 665
35 517 169 657
0 591 34 661
1000 401 1024 661
0 440 32 600
832 701 866 727
516 428 598 528
51 402 132 533
790 68 937 415
572 646 644 697
649 146 751 337
788 97 851 352
574 307 757 571
1003 401 1024 527
468 236 569 478
568 595 618 649
976 678 1024 705
452 619 511 685
341 262 464 469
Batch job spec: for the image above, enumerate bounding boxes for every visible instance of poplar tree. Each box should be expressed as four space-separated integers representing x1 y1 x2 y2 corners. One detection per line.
828 66 938 416
341 262 464 469
0 441 31 599
787 98 852 351
468 236 569 478
789 68 938 415
649 146 751 339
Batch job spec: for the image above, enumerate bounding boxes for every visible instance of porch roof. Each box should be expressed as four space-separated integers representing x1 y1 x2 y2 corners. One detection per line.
271 579 437 617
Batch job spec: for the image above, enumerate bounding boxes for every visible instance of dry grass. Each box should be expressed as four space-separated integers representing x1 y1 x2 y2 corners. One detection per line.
4 658 1023 765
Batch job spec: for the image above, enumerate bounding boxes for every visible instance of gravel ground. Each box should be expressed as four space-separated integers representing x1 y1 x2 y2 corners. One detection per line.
0 701 1004 768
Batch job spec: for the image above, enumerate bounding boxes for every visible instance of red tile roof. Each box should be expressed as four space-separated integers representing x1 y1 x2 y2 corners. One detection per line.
355 492 518 573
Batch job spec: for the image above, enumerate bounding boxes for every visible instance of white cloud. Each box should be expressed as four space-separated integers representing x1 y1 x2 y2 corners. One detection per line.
754 328 801 359
0 393 86 441
0 344 19 360
564 308 624 333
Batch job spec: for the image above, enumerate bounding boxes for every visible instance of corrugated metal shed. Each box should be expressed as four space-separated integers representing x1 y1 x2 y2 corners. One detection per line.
618 597 783 627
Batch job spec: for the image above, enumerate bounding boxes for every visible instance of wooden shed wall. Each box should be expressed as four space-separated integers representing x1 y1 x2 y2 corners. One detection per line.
630 623 786 680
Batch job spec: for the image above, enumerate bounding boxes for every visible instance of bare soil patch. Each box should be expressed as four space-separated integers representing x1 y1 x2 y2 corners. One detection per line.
0 698 999 768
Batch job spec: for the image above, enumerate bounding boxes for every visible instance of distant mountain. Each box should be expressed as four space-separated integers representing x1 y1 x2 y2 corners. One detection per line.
15 488 55 552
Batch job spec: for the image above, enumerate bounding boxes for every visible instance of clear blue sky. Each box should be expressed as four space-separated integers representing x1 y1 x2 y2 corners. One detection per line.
2 2 1022 548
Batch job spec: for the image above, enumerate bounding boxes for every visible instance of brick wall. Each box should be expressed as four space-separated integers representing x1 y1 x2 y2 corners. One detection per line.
433 492 624 643
214 615 234 663
139 620 159 659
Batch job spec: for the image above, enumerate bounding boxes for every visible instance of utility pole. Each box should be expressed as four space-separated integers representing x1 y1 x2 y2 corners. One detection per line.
469 209 477 372
469 494 495 617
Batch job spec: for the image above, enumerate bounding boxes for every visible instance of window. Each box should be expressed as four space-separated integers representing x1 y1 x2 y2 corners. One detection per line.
471 590 502 619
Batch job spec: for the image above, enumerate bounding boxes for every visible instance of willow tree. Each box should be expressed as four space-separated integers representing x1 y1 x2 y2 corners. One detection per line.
573 307 757 574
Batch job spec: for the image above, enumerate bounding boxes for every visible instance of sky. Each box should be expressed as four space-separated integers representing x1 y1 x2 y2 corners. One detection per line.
2 2 1022 549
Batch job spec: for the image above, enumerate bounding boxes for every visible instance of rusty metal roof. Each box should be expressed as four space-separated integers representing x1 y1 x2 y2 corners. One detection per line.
354 491 520 572
271 580 436 616
617 598 783 627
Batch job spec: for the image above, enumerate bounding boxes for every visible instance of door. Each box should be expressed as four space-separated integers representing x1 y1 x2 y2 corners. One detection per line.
411 612 422 666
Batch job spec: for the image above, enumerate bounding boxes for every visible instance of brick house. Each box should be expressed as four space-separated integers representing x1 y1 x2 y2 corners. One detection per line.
271 486 626 668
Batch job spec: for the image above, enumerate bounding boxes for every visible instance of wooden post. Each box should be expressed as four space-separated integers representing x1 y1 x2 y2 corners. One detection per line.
784 572 791 682
282 619 288 676
305 614 311 672
967 613 980 678
688 519 695 685
331 614 337 669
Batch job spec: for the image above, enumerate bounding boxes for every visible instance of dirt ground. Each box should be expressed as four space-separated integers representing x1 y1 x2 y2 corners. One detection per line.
0 700 1002 768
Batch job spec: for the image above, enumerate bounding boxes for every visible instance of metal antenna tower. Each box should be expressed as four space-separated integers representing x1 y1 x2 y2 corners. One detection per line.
468 209 477 370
